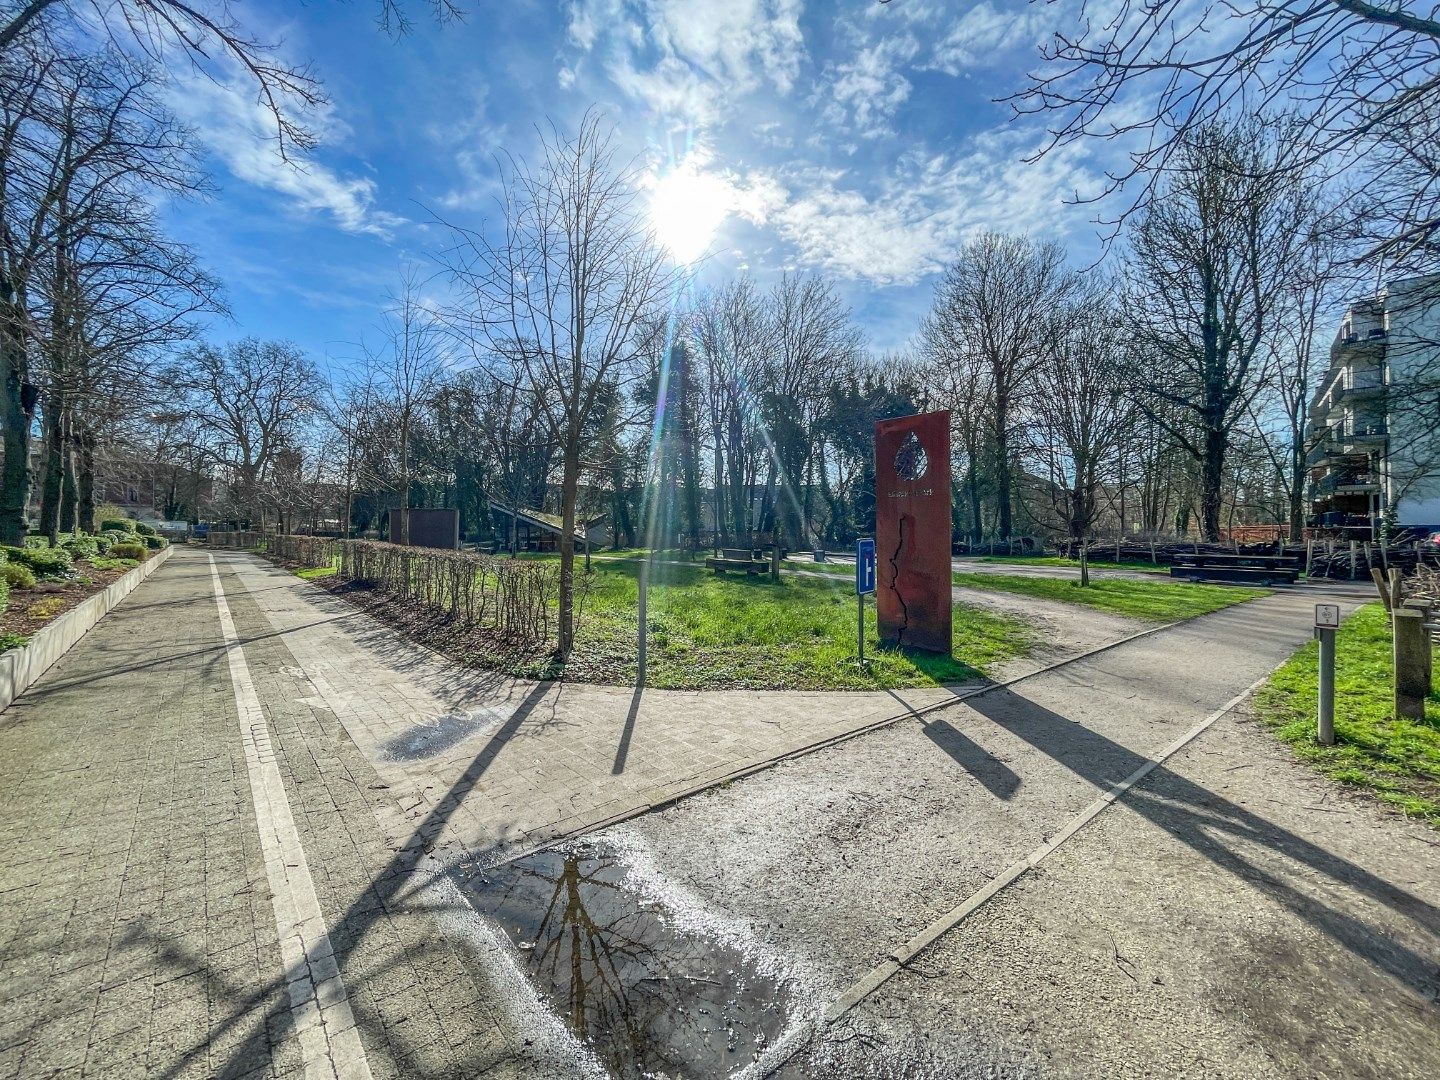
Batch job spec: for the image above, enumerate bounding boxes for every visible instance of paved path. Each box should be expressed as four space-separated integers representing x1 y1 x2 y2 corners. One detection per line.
0 549 582 1080
0 546 1056 1080
1 544 1414 1080
608 583 1439 1078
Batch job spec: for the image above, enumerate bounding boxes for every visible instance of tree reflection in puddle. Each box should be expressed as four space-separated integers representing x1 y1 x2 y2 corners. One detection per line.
463 842 794 1078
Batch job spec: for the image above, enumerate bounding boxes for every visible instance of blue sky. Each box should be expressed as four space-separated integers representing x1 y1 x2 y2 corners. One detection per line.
161 0 1110 367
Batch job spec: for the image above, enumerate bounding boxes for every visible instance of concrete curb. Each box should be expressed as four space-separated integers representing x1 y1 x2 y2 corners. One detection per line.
0 543 174 714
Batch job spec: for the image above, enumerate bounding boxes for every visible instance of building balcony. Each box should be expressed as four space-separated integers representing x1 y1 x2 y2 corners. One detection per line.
1308 510 1378 536
1312 472 1381 500
1305 421 1388 466
1331 327 1387 357
1337 367 1386 398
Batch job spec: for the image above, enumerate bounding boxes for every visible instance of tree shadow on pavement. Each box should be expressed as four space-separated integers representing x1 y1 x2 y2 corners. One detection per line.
965 687 1440 995
146 677 566 1080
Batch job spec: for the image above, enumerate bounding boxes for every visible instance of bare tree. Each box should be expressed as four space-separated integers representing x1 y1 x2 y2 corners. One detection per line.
763 274 863 547
924 233 1077 539
1028 286 1138 582
919 302 994 544
362 273 445 544
1013 0 1440 266
1262 197 1359 539
172 338 318 527
1124 119 1317 541
443 114 677 659
694 277 770 546
30 52 216 541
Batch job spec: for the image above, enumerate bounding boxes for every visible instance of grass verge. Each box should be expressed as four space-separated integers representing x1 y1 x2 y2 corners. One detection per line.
950 571 1266 622
1253 603 1440 825
552 561 1035 690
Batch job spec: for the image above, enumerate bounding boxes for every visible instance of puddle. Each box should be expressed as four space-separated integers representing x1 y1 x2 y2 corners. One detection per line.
461 841 796 1078
380 709 501 760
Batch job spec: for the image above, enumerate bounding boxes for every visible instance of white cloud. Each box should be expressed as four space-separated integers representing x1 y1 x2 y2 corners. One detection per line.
920 1 1048 76
168 69 404 237
817 34 918 139
772 129 1098 285
565 0 806 128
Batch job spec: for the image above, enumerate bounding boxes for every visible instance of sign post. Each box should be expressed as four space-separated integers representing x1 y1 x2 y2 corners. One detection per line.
1315 603 1340 746
856 538 876 664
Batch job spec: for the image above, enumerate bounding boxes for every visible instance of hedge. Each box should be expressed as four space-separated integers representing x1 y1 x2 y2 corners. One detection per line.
268 536 565 645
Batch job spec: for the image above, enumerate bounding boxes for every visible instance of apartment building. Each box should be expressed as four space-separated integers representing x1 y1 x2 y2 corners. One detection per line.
1308 272 1440 536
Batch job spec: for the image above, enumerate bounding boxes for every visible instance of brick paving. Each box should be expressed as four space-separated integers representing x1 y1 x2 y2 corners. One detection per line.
0 549 579 1079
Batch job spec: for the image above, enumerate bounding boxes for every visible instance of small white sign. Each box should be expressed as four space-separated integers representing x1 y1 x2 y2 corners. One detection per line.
1314 603 1341 629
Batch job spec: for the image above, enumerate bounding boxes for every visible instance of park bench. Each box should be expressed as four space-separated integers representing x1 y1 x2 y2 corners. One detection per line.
705 547 770 575
1170 553 1300 586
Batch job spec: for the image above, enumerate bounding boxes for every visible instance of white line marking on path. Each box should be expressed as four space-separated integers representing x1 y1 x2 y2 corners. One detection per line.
209 554 374 1080
822 676 1270 1026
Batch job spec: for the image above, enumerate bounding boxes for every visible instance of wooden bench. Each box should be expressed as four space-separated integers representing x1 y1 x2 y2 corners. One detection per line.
705 547 769 575
1170 563 1299 586
1173 553 1302 570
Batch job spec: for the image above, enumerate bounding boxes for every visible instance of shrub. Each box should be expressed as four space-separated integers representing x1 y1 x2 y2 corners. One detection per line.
142 534 166 550
92 531 116 554
109 542 148 561
59 533 100 559
2 562 35 589
89 555 139 571
94 502 131 526
100 518 137 533
1 544 74 579
25 596 68 619
134 521 157 537
0 631 27 654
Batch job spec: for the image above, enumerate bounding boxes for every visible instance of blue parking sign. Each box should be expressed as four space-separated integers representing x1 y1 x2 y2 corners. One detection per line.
856 538 876 595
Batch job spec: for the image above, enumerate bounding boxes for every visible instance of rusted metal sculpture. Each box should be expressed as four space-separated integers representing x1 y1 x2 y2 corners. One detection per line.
875 411 952 654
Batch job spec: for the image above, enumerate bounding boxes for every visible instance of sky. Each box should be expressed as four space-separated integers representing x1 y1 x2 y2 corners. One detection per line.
159 0 1113 369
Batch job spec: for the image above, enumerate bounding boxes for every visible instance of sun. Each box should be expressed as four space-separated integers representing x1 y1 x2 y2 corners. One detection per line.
649 161 731 265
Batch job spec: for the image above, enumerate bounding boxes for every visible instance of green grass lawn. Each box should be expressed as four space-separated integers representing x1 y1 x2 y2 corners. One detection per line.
972 555 1169 575
950 571 1266 622
294 564 338 580
1253 603 1440 825
533 560 1034 690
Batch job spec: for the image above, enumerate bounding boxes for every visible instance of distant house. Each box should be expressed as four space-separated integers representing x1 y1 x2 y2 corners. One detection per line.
487 501 607 552
96 451 213 522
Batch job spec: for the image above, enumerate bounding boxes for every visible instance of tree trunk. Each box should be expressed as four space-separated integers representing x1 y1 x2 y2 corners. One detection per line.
994 397 1013 539
1287 440 1305 541
39 392 64 543
1200 425 1226 542
966 463 983 544
710 412 727 547
557 440 579 659
1 283 36 546
76 428 96 533
59 410 76 533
